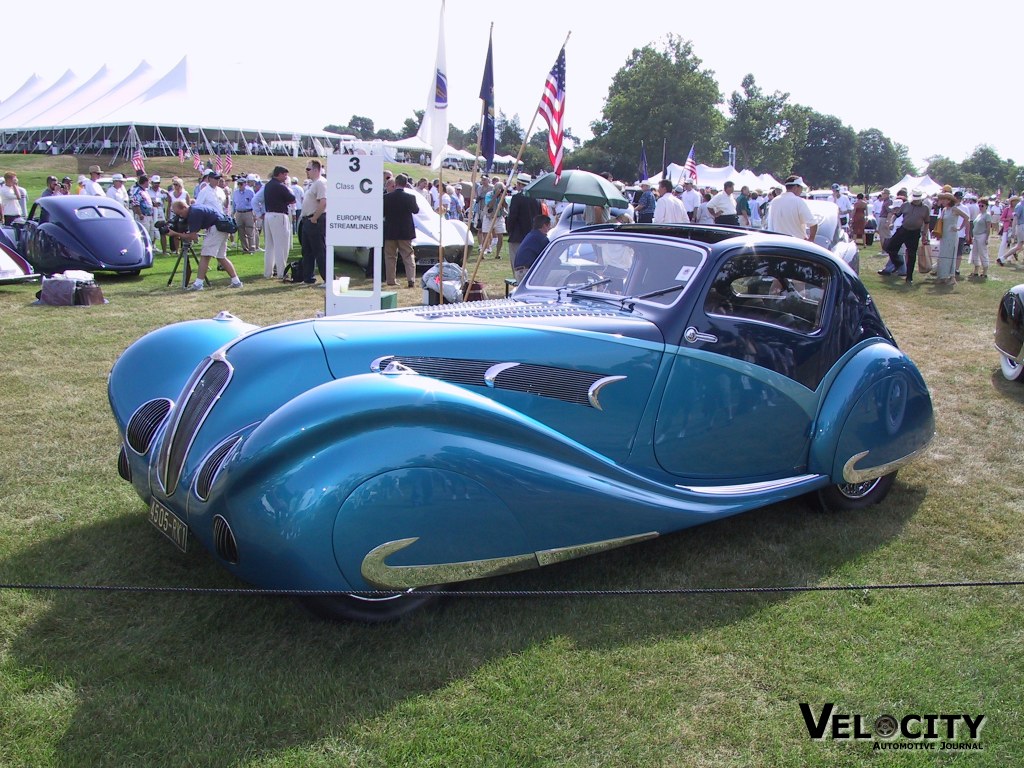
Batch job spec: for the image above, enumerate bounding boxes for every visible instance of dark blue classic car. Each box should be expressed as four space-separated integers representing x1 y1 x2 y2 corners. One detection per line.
109 223 934 621
2 195 153 276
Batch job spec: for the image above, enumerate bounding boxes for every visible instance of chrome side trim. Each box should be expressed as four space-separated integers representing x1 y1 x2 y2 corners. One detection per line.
361 532 659 589
842 446 928 483
676 474 820 495
587 375 627 411
484 361 520 387
370 355 395 372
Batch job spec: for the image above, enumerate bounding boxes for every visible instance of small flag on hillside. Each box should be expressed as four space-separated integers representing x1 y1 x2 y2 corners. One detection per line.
479 29 495 173
193 149 203 171
538 47 566 182
223 153 233 175
215 155 222 174
131 148 145 173
682 144 698 183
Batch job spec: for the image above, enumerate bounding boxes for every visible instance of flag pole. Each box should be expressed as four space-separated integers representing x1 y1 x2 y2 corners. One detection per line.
485 31 570 290
464 22 494 298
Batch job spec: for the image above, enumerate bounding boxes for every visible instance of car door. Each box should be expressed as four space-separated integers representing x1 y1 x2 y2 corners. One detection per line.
654 248 838 481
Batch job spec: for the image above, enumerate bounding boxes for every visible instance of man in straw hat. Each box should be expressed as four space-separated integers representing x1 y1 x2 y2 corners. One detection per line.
880 189 931 282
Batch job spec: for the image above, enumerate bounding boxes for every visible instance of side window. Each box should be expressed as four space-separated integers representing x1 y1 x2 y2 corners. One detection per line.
704 252 830 333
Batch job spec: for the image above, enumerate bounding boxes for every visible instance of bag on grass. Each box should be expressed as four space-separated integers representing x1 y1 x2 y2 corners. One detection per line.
282 258 305 283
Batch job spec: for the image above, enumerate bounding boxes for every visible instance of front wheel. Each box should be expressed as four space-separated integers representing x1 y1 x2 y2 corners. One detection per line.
1000 353 1024 382
815 472 896 512
298 588 438 623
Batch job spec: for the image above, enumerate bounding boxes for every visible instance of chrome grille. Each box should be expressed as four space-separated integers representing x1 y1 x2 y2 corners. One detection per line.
159 357 231 494
376 356 493 387
494 363 604 406
126 398 172 454
194 436 241 501
406 300 623 321
213 515 238 564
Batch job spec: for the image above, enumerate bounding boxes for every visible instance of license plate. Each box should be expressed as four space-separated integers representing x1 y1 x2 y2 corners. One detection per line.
149 499 189 553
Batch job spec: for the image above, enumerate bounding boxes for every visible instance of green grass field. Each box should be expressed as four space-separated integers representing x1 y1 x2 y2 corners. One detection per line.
1 154 1023 767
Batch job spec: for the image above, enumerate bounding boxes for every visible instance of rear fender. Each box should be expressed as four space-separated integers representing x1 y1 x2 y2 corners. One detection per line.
809 342 933 484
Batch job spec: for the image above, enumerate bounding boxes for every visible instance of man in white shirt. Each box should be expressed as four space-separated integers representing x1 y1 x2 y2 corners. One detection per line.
194 172 225 210
708 181 738 225
679 179 702 222
765 175 818 242
82 165 104 197
106 174 130 209
653 180 689 223
831 184 853 230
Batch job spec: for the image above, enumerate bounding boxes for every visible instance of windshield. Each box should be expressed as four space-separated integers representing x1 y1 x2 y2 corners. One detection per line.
524 235 705 306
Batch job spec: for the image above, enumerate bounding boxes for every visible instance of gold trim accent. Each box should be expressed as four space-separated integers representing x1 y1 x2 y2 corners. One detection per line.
360 532 660 589
842 446 928 484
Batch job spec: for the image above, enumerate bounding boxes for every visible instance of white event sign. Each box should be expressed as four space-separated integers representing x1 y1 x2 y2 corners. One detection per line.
325 153 384 316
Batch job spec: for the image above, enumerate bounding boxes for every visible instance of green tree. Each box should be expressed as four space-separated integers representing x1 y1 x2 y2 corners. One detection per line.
726 74 799 176
855 128 901 191
924 155 960 186
401 111 424 138
586 34 724 181
961 145 1010 193
790 108 857 188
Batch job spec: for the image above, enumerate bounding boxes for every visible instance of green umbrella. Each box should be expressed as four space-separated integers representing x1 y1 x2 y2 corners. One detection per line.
521 170 629 208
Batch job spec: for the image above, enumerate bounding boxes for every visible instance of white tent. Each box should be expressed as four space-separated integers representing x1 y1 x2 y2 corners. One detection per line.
886 174 942 197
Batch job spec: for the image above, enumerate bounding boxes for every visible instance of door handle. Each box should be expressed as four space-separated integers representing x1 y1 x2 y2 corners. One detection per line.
684 326 718 344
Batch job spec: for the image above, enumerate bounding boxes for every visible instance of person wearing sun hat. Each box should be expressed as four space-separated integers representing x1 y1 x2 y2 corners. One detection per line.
933 189 971 284
764 175 817 241
881 189 931 282
82 165 104 196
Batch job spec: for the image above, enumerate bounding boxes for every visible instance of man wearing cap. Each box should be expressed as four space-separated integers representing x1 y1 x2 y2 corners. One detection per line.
679 180 701 222
507 173 541 265
169 199 243 290
194 171 225 212
635 181 656 223
708 181 738 225
231 177 256 253
298 160 328 285
106 173 129 209
654 180 689 223
41 176 61 197
264 166 295 280
83 165 104 196
765 175 817 241
129 175 155 244
881 190 931 281
60 176 72 195
831 184 853 231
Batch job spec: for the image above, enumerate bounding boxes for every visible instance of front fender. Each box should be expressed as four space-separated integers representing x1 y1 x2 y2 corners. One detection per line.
809 342 933 483
108 312 258 429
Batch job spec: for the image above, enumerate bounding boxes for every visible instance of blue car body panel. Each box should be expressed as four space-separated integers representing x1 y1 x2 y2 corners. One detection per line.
109 224 934 596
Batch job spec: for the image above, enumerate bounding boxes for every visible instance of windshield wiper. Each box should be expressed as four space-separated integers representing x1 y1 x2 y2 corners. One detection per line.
619 283 686 309
555 277 612 300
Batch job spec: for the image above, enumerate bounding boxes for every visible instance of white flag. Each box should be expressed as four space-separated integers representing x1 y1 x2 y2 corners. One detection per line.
417 0 448 171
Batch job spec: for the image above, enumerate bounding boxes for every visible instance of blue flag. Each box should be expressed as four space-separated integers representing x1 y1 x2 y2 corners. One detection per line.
479 32 495 173
639 141 648 182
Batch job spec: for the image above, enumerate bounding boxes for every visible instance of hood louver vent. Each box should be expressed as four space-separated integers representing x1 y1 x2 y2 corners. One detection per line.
126 398 172 454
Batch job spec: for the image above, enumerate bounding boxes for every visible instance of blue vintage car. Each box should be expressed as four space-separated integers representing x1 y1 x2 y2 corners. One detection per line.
109 223 934 621
2 194 153 276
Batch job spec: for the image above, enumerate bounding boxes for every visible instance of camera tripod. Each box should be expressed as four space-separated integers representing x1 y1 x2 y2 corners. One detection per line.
167 239 200 289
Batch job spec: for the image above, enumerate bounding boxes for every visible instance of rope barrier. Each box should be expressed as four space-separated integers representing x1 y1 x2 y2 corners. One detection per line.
1 580 1022 598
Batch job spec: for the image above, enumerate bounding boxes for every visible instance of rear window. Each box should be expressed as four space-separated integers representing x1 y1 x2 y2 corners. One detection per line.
74 205 127 220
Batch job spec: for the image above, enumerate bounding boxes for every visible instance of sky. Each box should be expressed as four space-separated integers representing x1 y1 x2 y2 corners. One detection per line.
6 1 1021 173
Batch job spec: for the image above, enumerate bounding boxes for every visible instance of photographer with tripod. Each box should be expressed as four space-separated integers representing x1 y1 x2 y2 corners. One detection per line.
169 200 243 290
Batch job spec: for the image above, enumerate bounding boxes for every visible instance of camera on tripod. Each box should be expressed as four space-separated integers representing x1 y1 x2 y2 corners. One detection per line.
156 212 184 236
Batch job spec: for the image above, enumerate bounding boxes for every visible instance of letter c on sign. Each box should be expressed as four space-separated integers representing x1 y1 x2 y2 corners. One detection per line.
359 178 373 194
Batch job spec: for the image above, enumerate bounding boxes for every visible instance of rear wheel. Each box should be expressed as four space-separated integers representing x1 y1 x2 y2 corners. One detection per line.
1000 353 1024 382
815 472 896 512
298 588 437 623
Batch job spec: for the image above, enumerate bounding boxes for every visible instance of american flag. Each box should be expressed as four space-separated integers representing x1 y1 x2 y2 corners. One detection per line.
131 148 145 173
223 153 233 175
193 148 202 171
682 144 698 183
538 47 566 182
178 146 185 164
215 155 222 173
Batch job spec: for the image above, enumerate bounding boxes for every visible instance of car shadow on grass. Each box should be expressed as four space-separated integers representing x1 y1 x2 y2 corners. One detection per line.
0 488 919 766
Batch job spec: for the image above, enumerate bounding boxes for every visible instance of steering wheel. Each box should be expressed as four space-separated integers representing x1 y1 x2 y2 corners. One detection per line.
562 269 603 288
